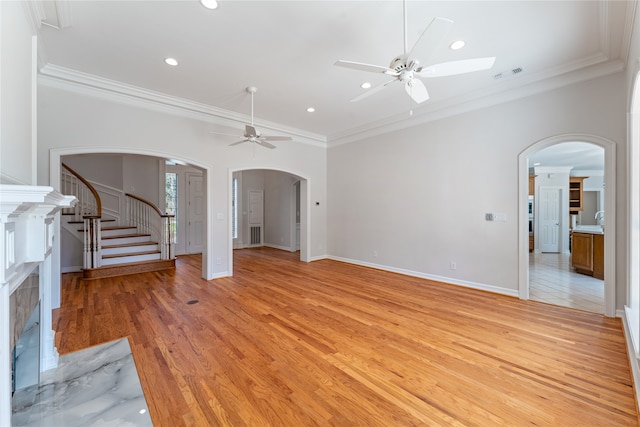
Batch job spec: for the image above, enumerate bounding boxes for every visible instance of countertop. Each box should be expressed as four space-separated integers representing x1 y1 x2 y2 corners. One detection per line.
572 225 604 235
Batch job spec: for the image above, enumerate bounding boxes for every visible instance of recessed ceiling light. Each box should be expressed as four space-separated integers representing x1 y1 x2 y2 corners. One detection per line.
533 162 541 166
200 0 218 10
164 57 178 66
361 82 372 89
306 107 315 113
450 40 465 50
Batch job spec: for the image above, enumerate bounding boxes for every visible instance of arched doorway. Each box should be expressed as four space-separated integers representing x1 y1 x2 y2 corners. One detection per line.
49 147 215 302
527 142 605 313
518 134 616 317
227 167 311 275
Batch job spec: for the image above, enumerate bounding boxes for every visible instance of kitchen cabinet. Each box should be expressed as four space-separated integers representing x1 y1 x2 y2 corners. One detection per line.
529 175 535 195
571 230 604 279
569 177 587 214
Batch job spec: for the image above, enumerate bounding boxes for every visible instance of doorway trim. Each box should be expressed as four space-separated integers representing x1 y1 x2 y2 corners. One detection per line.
518 134 616 317
227 167 311 276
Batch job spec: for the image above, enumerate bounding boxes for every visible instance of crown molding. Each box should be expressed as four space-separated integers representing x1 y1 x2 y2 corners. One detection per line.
38 64 327 147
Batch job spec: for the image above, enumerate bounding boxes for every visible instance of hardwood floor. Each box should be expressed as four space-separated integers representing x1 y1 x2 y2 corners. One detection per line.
54 248 638 426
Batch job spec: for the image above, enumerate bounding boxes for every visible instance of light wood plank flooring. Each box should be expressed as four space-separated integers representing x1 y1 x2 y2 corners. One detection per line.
54 248 638 426
530 252 604 313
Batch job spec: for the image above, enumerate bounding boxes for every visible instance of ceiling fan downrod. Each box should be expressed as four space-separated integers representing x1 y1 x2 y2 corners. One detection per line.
246 86 257 126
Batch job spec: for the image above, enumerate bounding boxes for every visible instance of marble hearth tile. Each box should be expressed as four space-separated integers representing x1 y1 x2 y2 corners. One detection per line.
12 338 152 427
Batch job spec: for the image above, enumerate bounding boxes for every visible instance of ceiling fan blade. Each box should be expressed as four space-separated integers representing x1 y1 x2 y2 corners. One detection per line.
408 17 453 62
418 57 496 78
256 140 276 149
350 78 398 102
405 78 430 104
245 124 258 138
334 60 396 75
229 139 249 146
261 135 292 141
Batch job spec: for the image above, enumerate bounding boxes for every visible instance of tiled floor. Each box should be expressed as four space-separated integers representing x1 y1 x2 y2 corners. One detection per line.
529 252 604 313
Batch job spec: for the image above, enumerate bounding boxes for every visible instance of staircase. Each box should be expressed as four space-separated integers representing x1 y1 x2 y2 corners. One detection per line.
61 163 175 279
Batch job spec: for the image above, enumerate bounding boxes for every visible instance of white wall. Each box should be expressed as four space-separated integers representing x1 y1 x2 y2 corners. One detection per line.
264 170 296 251
328 72 626 298
37 82 328 278
1 2 36 185
123 154 160 204
63 154 124 189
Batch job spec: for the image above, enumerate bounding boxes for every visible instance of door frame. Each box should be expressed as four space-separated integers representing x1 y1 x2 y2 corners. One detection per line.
518 134 616 317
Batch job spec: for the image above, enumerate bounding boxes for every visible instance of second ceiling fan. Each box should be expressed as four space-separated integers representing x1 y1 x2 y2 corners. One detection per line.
335 1 496 104
212 86 292 149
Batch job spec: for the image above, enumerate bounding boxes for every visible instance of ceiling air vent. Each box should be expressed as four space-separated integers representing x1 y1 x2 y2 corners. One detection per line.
494 67 523 80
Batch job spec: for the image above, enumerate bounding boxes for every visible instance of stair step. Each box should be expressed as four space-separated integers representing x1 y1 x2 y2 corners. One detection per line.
102 243 159 256
101 251 161 266
101 234 152 245
83 259 175 280
102 241 159 249
103 250 160 259
68 219 116 224
76 226 138 235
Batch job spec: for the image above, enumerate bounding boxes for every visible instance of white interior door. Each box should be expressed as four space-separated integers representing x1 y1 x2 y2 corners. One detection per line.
539 187 561 253
187 173 204 254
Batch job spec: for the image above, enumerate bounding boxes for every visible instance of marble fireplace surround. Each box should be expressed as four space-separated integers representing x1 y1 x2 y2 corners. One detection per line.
0 185 76 427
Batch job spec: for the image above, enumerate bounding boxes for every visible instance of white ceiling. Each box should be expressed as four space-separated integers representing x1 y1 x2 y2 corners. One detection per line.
528 142 605 172
37 0 634 145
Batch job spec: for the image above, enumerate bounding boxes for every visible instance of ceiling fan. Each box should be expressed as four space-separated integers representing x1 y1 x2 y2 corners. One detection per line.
212 86 292 149
334 1 495 104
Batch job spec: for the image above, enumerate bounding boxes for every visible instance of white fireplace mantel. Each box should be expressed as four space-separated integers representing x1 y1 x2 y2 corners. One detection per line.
0 184 76 427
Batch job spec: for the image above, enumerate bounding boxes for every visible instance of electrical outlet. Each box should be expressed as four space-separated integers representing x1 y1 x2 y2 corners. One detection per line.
485 213 494 221
450 262 457 270
373 250 378 257
216 257 221 265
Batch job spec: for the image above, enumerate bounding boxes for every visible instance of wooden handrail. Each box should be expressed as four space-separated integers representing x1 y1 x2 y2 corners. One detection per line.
125 193 173 217
61 162 102 217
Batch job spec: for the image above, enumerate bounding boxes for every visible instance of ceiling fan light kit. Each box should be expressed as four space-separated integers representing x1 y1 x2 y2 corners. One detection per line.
335 0 495 105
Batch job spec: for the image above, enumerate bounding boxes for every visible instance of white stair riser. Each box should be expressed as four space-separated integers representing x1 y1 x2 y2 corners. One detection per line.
101 244 159 256
101 235 151 246
101 253 161 266
101 228 137 237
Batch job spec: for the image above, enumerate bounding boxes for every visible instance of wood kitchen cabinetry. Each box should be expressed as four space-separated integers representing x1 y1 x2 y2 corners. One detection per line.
572 231 604 279
529 176 535 195
569 177 587 214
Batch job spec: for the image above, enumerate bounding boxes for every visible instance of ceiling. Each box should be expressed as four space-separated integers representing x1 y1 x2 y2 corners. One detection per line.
528 142 605 172
36 1 634 144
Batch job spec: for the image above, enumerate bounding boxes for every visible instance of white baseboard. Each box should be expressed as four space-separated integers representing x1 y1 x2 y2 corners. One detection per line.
622 307 640 407
326 255 519 298
264 243 297 252
61 265 83 273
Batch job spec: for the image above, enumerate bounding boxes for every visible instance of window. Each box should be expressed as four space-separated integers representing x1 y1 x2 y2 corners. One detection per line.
165 172 178 243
